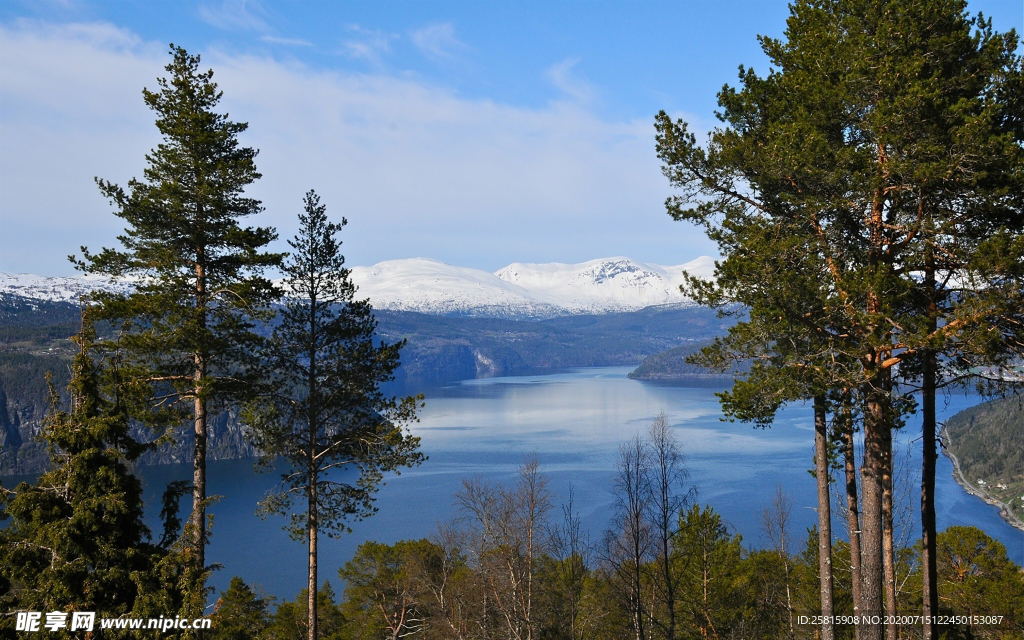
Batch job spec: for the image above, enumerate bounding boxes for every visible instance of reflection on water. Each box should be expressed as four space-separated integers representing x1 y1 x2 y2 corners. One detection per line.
416 369 790 457
9 367 1022 601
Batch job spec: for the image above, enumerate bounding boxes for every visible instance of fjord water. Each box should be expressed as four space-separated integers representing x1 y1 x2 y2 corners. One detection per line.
133 367 1022 601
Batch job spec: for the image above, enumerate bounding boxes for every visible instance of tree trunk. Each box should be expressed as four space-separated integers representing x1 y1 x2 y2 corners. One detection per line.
650 415 679 640
308 468 318 640
815 396 835 640
860 381 888 640
882 423 898 640
634 556 645 640
192 252 208 573
841 395 864 639
661 553 676 640
308 288 319 640
619 438 647 640
661 531 676 640
525 466 536 640
921 258 939 640
192 387 206 571
858 182 889 640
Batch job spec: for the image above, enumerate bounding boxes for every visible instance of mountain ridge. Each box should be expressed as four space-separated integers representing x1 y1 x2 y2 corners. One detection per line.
0 256 716 318
0 292 734 475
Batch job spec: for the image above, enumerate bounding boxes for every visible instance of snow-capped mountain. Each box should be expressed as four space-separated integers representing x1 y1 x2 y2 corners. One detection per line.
0 272 132 303
347 258 559 317
0 256 716 318
493 256 714 314
343 256 714 317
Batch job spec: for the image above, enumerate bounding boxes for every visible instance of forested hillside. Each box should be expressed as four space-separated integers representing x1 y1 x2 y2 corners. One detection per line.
0 294 732 474
0 348 259 475
627 340 734 381
944 394 1024 528
0 293 261 473
0 293 81 346
381 304 732 385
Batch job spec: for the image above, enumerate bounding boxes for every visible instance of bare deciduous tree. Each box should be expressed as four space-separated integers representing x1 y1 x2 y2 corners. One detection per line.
645 412 694 640
604 434 652 640
549 485 591 640
456 456 552 640
761 485 795 638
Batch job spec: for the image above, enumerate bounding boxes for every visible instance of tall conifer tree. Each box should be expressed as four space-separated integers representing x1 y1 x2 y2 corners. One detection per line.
655 1 1024 637
76 45 282 573
682 223 843 640
247 190 423 640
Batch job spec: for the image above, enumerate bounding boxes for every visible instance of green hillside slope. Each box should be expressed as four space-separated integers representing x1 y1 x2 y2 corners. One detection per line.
944 394 1024 529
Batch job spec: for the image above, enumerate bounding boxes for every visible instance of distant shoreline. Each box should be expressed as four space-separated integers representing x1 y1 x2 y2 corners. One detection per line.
942 429 1024 533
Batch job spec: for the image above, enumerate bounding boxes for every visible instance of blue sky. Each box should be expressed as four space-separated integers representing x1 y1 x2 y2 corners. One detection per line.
1 0 1021 275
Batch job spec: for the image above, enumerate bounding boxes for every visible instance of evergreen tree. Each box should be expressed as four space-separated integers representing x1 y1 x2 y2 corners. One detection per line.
935 526 1024 637
654 1 1024 637
338 539 445 639
0 317 177 638
682 222 844 638
209 576 272 640
264 582 345 640
673 504 745 640
247 190 423 640
75 44 282 577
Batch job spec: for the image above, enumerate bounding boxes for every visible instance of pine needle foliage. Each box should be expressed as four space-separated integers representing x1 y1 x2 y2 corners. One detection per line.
208 576 273 640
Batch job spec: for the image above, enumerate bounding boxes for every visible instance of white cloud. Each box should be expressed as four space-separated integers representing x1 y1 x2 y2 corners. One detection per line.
546 57 595 104
0 20 713 276
260 35 312 47
341 25 397 65
198 0 268 32
410 22 468 60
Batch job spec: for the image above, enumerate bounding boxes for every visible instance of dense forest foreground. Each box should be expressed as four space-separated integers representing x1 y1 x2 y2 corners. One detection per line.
203 456 1024 640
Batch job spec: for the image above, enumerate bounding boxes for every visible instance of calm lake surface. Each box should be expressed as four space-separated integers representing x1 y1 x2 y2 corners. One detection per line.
21 367 1024 601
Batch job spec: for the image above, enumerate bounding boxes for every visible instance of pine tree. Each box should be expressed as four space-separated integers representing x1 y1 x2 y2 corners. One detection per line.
246 190 423 640
338 539 444 639
0 316 175 638
677 194 845 640
935 526 1024 634
264 582 345 640
674 504 745 640
654 2 1024 637
75 44 282 576
208 576 272 640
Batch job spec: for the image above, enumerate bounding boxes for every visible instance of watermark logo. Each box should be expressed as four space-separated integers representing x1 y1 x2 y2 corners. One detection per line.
17 611 95 632
15 611 209 633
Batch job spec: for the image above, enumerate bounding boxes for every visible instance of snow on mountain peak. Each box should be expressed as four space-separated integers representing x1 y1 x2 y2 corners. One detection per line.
347 258 557 317
492 257 709 314
1 256 716 318
0 272 131 303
